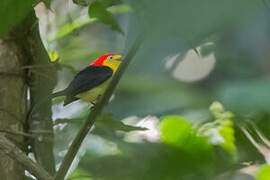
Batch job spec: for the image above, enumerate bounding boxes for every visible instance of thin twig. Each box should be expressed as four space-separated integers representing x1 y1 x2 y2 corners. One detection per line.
0 129 33 138
21 64 52 69
0 129 54 144
54 36 143 180
0 71 22 77
53 118 83 125
28 69 56 82
0 135 53 180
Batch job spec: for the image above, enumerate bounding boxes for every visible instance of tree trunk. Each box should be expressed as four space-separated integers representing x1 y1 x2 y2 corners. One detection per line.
0 11 57 179
0 32 28 180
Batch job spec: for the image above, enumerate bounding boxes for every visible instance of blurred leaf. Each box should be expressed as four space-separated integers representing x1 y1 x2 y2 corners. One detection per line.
160 116 212 156
218 77 270 116
107 75 210 119
50 4 130 42
88 1 124 34
72 0 89 6
161 116 192 146
198 102 236 156
108 4 131 14
0 0 33 37
78 142 215 180
53 113 147 132
68 168 92 180
48 50 60 62
96 113 148 133
54 118 83 125
256 165 270 180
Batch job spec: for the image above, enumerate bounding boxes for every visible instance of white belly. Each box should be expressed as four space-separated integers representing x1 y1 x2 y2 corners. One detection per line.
75 79 111 104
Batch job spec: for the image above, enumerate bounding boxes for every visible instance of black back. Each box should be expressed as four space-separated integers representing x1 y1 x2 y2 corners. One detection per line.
65 65 113 98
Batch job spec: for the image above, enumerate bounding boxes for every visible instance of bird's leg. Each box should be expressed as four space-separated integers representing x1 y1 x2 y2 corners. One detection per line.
90 95 103 111
90 102 96 111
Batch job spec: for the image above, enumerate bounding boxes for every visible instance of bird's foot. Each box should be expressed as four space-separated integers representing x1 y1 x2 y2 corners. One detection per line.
90 103 96 111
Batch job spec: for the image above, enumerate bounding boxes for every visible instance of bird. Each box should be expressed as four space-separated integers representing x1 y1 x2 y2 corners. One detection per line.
51 53 122 106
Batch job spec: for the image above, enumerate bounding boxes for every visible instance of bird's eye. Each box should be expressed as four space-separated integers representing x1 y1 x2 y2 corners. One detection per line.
108 56 114 60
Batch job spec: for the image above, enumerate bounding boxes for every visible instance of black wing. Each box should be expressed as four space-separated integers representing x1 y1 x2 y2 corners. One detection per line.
65 66 113 97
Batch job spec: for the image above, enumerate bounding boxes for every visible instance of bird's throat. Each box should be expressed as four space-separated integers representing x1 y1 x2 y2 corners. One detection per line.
102 61 121 73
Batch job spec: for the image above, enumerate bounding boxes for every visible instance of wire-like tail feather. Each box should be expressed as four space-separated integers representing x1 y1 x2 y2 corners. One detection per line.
50 90 66 99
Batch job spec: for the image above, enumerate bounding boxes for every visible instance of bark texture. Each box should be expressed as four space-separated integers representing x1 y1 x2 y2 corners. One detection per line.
0 136 53 180
0 11 57 178
0 35 27 179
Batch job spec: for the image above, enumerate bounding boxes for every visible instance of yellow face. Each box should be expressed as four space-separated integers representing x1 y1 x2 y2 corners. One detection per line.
102 54 122 73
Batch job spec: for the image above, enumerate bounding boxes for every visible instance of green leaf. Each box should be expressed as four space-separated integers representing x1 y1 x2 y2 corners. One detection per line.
54 118 83 125
52 96 65 105
53 112 147 132
257 165 270 180
95 113 147 133
198 101 236 156
68 167 92 180
49 4 130 42
48 50 60 62
0 0 33 37
218 77 270 115
88 1 124 34
160 116 212 156
161 116 192 146
72 0 89 6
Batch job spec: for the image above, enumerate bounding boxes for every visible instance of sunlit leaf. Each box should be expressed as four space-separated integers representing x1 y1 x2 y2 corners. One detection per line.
68 168 92 180
48 50 60 62
161 116 192 146
198 101 236 156
160 116 212 155
52 96 65 105
256 165 270 180
88 1 124 34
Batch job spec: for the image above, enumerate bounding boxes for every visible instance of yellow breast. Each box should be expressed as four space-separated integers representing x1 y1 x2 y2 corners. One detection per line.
75 78 112 104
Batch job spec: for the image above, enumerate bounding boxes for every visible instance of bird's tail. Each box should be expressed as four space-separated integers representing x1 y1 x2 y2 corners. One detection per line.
50 90 66 99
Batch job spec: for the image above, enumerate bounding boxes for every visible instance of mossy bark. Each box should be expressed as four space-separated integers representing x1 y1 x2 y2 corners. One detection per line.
0 34 27 180
0 11 57 178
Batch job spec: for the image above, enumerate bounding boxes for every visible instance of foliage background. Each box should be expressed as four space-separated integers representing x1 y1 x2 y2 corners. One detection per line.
45 0 270 179
2 0 270 179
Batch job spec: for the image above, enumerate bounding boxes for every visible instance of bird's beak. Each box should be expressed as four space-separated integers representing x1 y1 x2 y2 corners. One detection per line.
114 55 122 61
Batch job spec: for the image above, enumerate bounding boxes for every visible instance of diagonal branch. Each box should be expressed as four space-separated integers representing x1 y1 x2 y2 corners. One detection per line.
54 36 143 180
0 135 53 180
